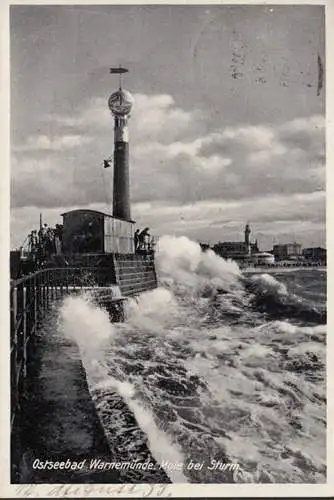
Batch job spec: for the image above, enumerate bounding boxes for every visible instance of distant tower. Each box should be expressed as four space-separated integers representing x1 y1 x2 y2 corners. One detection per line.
244 223 251 246
254 239 259 252
244 223 251 255
108 67 134 221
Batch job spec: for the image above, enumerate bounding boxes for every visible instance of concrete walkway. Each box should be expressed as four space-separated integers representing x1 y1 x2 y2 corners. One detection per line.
17 303 169 484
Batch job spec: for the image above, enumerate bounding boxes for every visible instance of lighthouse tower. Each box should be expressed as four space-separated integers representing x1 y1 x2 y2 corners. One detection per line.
244 223 251 255
108 69 134 221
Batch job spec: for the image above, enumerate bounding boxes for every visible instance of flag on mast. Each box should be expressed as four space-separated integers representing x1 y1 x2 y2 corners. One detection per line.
110 66 129 89
109 67 128 74
103 156 113 168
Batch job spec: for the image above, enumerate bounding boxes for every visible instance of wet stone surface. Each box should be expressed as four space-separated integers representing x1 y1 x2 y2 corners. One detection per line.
16 305 169 484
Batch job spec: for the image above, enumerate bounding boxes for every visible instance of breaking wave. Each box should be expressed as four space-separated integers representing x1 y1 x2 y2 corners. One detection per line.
245 273 326 324
58 235 326 483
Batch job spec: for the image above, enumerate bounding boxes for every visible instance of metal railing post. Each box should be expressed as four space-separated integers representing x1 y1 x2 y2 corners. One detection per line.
46 269 50 309
17 282 24 411
41 274 45 313
23 280 28 378
10 286 18 426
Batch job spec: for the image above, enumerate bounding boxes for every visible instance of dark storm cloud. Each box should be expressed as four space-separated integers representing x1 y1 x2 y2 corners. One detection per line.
10 4 325 249
11 94 325 211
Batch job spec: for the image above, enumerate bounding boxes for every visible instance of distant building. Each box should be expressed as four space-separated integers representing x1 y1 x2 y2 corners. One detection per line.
199 242 210 252
213 224 258 263
252 252 275 266
273 243 302 261
302 247 326 264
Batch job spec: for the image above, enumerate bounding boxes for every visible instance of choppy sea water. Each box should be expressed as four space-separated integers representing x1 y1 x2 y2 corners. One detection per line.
57 235 326 483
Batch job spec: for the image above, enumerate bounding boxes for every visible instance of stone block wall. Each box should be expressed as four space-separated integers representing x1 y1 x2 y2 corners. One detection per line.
114 254 157 296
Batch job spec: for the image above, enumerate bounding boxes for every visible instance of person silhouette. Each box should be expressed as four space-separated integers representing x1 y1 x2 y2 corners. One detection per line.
139 227 150 252
134 229 140 252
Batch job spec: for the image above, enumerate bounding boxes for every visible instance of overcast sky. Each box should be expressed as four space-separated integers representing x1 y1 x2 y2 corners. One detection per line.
10 4 325 250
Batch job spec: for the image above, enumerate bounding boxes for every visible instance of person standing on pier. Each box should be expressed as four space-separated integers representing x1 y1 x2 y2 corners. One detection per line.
134 229 140 252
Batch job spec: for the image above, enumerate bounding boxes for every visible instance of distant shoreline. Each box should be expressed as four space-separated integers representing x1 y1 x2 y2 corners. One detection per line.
242 265 326 274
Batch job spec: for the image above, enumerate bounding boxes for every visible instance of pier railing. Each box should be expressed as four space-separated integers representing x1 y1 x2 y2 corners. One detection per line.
10 266 113 433
10 254 159 469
